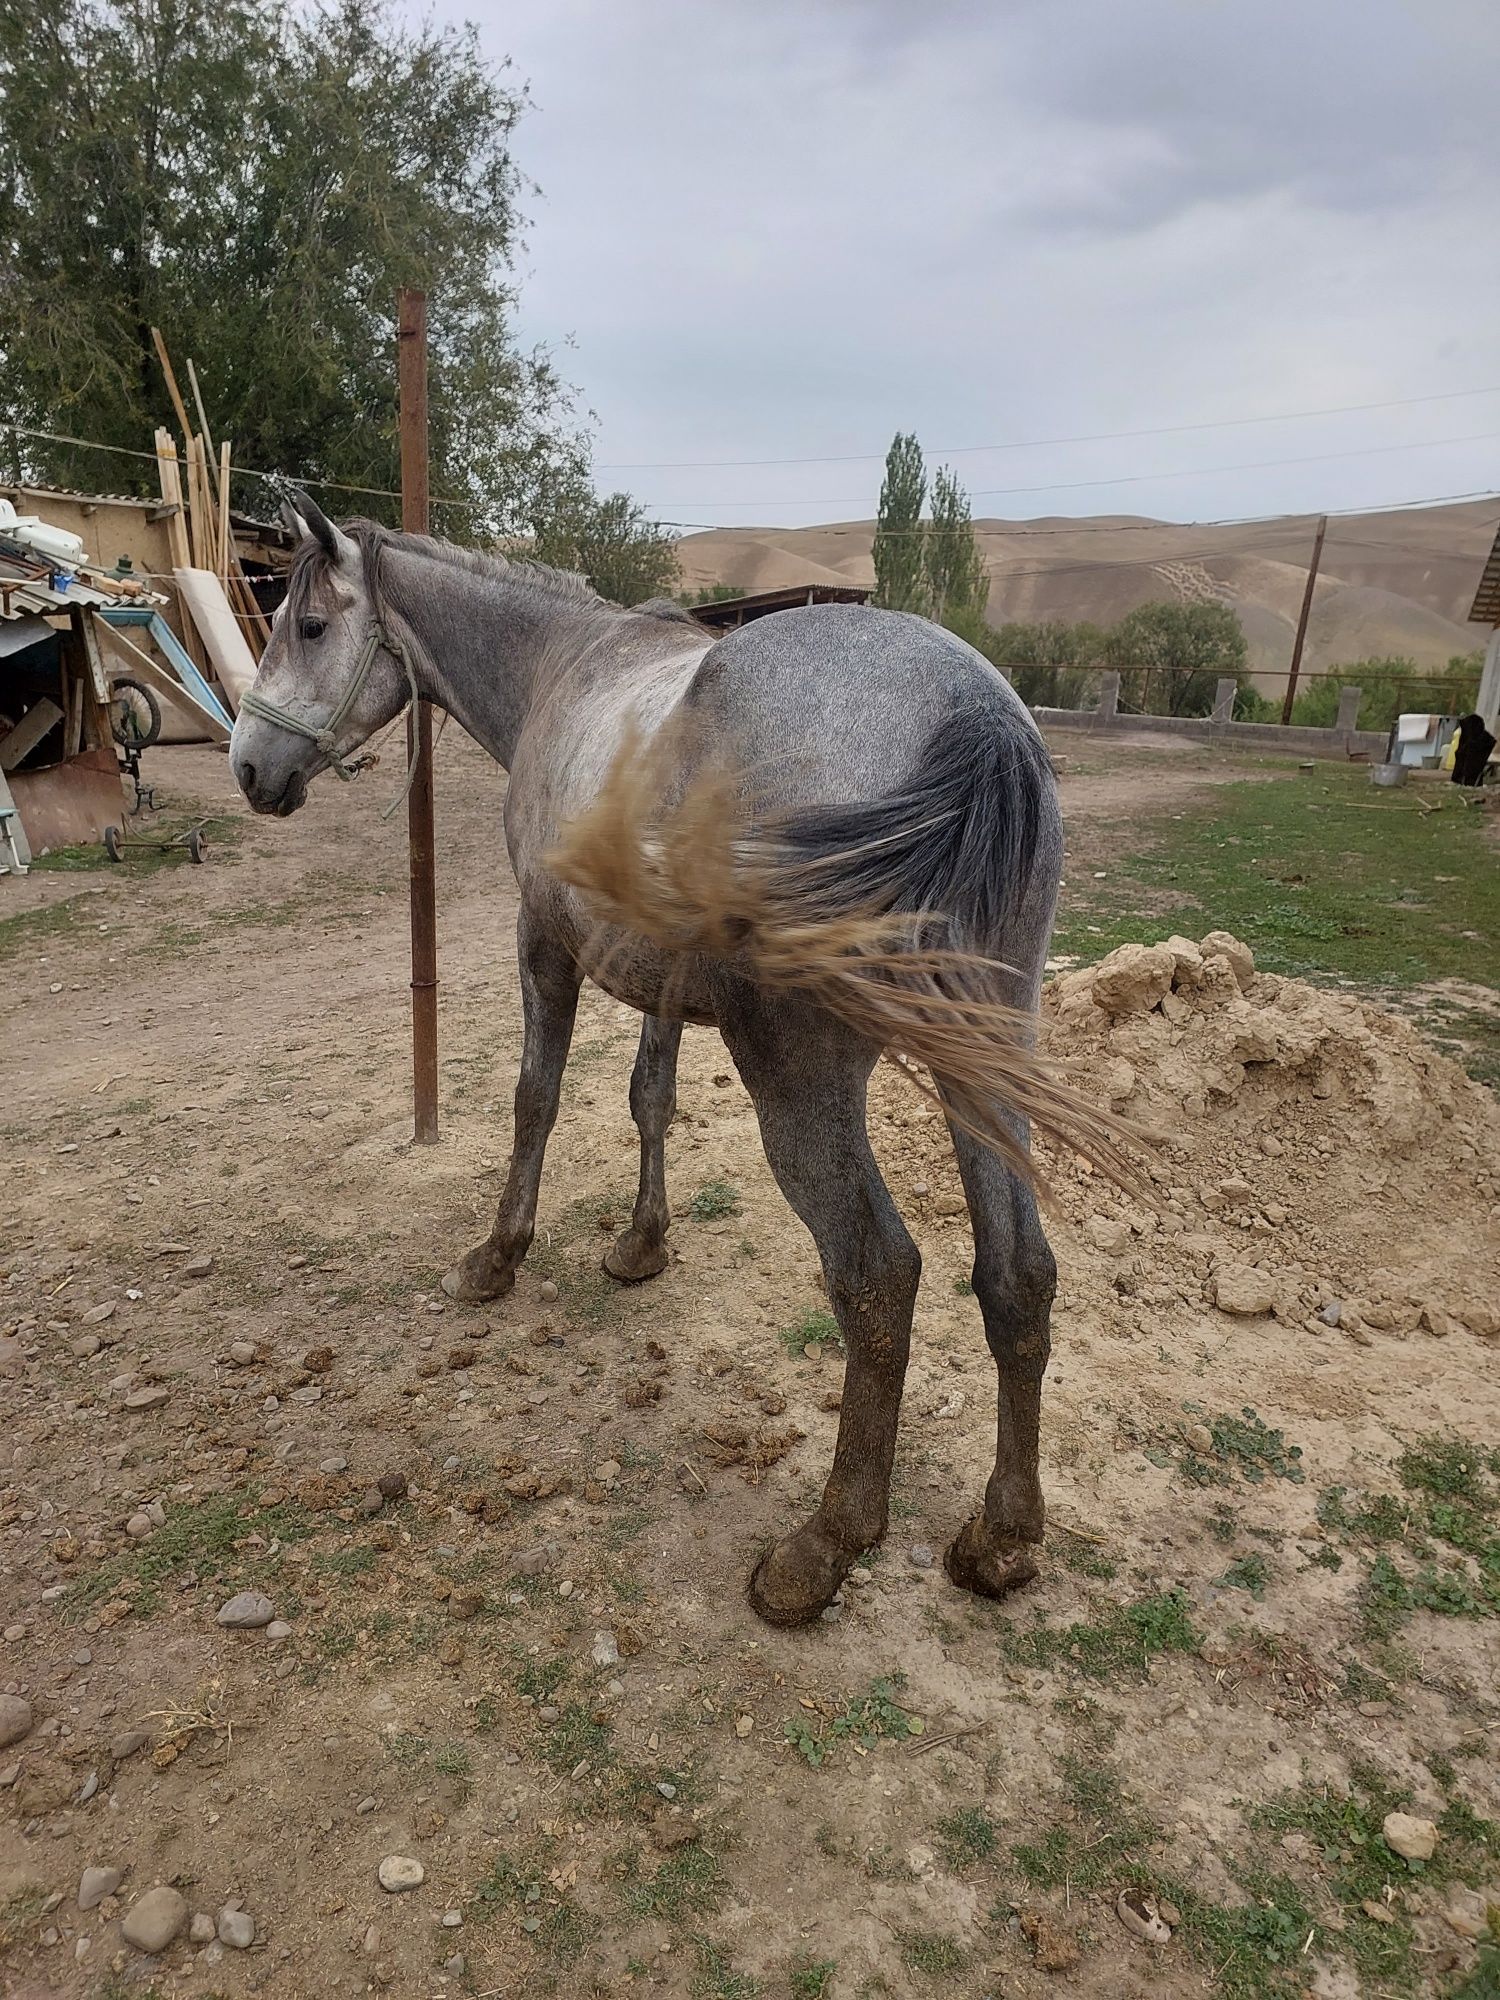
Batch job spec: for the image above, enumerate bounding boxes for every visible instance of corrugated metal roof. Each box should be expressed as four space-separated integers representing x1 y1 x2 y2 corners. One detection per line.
0 546 165 622
1469 522 1500 625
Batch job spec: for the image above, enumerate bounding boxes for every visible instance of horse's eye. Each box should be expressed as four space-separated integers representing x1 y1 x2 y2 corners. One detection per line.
300 616 327 642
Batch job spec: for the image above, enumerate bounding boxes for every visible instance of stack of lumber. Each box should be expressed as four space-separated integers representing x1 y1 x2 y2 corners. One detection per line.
149 327 271 709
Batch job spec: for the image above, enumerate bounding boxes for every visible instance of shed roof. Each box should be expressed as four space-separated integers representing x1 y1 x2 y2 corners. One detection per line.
688 582 870 629
1468 521 1500 625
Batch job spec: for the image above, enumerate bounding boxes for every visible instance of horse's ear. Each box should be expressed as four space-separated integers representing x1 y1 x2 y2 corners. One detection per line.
290 490 357 566
278 496 307 541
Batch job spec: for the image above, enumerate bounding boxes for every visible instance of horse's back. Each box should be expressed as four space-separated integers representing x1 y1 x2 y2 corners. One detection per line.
681 604 1038 806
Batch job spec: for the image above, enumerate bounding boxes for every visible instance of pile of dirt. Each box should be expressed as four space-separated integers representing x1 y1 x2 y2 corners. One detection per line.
874 930 1500 1349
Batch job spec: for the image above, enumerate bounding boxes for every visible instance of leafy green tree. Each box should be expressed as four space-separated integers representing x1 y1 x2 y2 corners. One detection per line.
1289 652 1481 733
528 483 678 606
0 0 585 535
922 465 988 625
988 619 1108 709
1104 602 1249 717
871 431 927 613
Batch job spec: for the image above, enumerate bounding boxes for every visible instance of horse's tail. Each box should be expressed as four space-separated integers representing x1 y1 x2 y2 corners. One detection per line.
548 709 1142 1192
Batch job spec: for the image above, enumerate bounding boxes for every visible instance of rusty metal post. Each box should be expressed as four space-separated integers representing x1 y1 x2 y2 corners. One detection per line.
398 286 439 1143
1281 513 1328 726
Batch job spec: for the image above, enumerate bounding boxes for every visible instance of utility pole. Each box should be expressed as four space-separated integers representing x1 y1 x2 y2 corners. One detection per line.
398 286 439 1144
1281 513 1328 725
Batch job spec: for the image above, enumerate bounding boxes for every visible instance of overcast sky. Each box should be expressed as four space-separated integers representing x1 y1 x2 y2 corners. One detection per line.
445 0 1499 529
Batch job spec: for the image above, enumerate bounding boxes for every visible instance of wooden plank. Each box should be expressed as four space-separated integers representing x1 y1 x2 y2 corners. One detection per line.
187 359 222 507
218 441 232 579
150 326 194 441
155 432 192 572
0 697 64 771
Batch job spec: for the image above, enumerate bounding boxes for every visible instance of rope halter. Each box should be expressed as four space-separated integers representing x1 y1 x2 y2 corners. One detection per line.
238 613 428 821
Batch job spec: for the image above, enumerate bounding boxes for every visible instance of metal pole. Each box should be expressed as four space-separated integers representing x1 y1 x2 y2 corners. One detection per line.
398 286 439 1144
1281 513 1327 725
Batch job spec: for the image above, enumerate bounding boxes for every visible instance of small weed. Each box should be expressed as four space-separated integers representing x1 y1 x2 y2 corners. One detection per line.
434 1742 472 1781
1181 1406 1305 1487
539 1701 613 1775
690 1178 742 1220
934 1806 997 1870
1054 1527 1116 1580
467 1846 597 1966
952 1275 973 1296
783 1674 923 1767
387 1731 430 1765
1004 1587 1200 1680
1219 1552 1272 1600
777 1308 844 1358
789 1960 836 1998
1398 1436 1493 1506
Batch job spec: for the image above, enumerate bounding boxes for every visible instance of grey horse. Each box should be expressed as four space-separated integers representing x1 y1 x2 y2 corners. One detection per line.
230 495 1104 1629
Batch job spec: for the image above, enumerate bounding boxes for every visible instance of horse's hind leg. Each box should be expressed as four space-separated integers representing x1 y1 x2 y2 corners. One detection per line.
941 1114 1056 1599
720 995 920 1627
443 914 581 1304
604 1015 682 1282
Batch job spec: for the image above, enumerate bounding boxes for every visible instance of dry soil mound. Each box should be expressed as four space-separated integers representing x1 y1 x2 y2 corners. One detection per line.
873 931 1500 1350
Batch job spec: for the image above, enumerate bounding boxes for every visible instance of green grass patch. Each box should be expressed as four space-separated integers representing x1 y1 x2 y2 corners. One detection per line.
690 1936 760 1998
1004 1587 1201 1680
467 1846 597 1965
64 1488 316 1621
620 1842 726 1921
1014 1756 1162 1890
896 1929 966 1975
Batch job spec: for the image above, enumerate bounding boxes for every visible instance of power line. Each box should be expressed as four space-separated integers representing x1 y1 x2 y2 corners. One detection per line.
647 428 1500 512
7 416 1498 553
598 383 1500 471
652 486 1500 539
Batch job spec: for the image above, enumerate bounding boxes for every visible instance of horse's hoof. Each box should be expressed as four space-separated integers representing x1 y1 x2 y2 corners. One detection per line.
602 1231 669 1284
441 1248 515 1305
943 1515 1040 1600
746 1524 854 1628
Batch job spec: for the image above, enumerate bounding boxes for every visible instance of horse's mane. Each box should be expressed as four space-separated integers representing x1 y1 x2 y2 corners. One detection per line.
283 519 696 628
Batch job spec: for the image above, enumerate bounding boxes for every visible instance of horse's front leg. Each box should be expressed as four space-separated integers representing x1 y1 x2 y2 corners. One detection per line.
443 916 581 1304
603 1015 682 1282
721 996 920 1627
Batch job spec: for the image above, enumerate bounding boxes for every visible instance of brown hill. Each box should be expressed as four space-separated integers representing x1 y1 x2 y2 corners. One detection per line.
674 499 1496 686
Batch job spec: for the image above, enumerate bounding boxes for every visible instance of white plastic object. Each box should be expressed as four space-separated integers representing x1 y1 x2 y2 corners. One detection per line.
11 515 86 565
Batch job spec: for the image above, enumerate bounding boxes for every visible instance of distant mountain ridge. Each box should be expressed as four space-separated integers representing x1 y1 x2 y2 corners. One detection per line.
673 498 1497 686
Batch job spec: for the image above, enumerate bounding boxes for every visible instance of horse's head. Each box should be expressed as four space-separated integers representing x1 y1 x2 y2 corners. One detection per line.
230 495 414 816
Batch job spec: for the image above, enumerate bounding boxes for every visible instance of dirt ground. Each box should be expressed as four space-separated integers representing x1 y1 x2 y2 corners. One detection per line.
3 735 1498 2000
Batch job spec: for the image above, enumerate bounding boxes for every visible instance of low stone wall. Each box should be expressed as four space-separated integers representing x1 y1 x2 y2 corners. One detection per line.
1030 674 1387 761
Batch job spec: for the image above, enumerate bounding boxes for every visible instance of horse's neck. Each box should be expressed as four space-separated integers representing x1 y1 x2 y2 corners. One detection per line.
387 547 596 770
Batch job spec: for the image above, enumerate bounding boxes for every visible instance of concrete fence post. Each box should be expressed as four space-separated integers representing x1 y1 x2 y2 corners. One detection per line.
1097 671 1120 724
1211 677 1237 726
1335 686 1363 743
